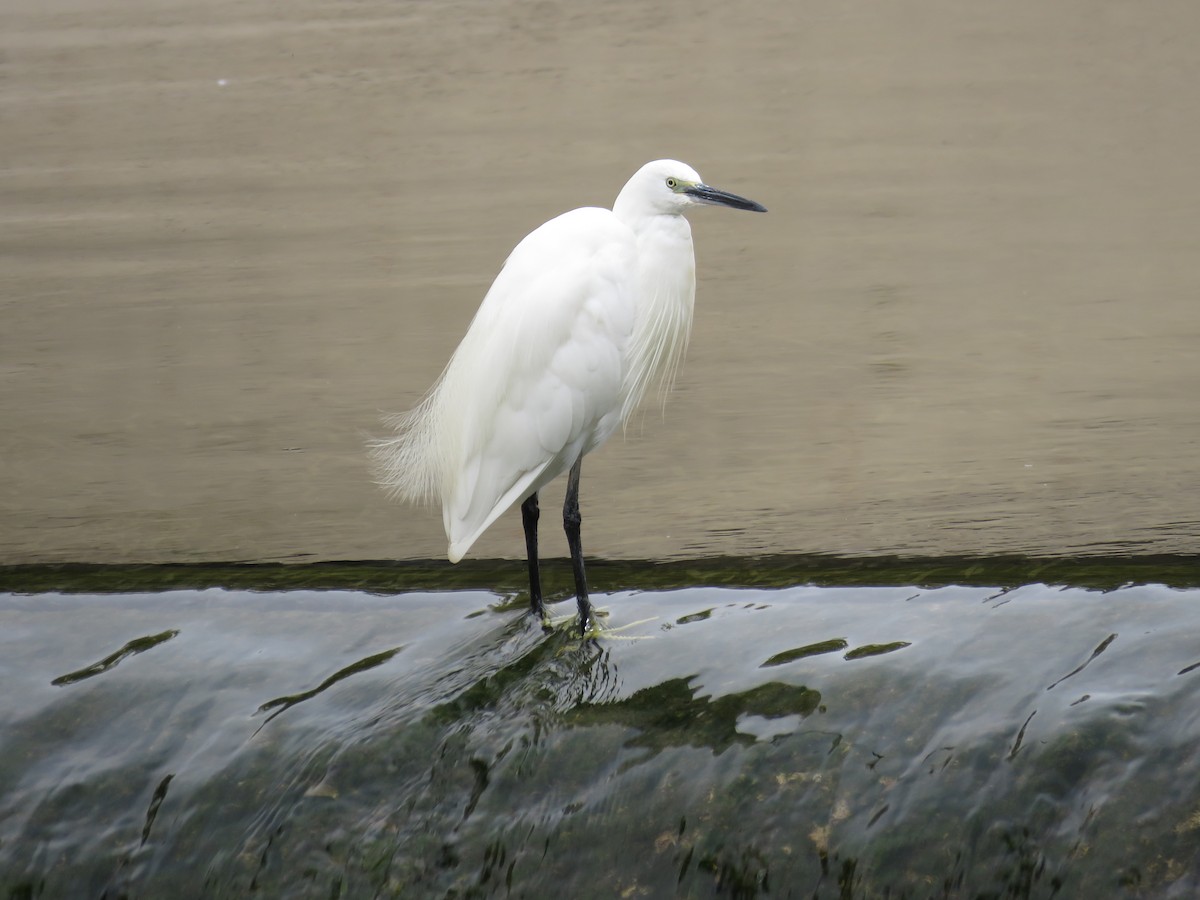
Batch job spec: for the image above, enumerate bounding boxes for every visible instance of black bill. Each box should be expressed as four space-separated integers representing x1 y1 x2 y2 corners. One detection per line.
685 183 768 213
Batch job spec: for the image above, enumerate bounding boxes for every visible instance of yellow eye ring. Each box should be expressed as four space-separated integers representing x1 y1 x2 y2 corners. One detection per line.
666 177 678 189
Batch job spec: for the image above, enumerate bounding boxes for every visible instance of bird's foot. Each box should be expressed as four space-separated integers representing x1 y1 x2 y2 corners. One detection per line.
541 605 608 638
580 606 609 640
589 615 660 642
539 608 658 643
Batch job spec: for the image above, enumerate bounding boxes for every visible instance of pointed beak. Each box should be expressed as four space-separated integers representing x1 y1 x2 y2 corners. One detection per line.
685 182 767 213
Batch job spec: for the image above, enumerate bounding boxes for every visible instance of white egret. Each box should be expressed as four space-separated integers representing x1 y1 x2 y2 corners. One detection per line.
372 159 766 634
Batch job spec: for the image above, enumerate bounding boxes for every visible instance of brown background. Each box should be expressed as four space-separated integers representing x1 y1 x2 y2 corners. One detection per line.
3 1 1199 563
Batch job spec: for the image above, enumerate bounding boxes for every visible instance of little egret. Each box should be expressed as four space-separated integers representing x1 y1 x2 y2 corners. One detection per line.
372 159 766 634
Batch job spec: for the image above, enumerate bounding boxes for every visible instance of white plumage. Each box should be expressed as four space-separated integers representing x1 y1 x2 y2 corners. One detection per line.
371 159 765 630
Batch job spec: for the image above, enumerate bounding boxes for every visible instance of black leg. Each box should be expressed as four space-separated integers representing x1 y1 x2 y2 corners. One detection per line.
521 492 545 620
563 458 592 635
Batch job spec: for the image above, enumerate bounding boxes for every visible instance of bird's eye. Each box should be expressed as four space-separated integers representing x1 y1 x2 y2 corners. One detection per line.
666 177 678 189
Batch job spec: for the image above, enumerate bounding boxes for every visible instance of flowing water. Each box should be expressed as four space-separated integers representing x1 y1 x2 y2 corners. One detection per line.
3 562 1200 898
4 1 1200 896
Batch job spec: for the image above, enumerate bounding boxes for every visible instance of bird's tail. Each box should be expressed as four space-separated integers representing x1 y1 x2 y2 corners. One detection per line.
367 391 444 506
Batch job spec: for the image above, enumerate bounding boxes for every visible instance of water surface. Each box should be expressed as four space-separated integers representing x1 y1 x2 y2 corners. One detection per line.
3 569 1199 897
3 1 1200 564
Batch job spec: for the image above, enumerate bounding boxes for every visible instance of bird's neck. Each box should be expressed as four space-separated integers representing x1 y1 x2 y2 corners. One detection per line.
619 214 697 421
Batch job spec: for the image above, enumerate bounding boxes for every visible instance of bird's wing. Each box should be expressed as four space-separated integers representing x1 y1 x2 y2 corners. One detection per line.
436 207 638 561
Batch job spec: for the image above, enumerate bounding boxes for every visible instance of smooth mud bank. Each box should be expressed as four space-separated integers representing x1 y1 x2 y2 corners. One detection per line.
2 572 1199 897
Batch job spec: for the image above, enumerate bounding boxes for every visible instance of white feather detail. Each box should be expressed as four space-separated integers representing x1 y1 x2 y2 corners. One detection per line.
619 217 697 422
372 159 726 564
370 207 639 560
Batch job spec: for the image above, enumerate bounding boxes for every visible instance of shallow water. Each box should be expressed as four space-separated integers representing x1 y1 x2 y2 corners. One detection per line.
4 566 1200 897
4 1 1200 565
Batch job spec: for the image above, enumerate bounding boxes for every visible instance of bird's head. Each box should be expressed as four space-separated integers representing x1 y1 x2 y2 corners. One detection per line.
615 159 767 220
